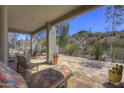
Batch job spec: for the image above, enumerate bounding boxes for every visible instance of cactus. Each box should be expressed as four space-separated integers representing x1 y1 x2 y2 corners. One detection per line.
108 64 123 82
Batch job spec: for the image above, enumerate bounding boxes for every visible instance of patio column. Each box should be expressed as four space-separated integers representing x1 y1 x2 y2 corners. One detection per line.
0 6 8 65
31 33 38 55
30 34 33 55
46 23 59 64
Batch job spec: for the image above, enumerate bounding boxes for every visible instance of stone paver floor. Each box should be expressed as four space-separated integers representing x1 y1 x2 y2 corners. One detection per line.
31 55 124 88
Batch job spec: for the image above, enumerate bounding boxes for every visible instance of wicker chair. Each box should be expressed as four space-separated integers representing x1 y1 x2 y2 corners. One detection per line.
16 55 38 76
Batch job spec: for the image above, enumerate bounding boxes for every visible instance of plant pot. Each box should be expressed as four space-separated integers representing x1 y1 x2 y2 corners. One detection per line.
52 55 59 65
108 64 123 82
108 70 122 82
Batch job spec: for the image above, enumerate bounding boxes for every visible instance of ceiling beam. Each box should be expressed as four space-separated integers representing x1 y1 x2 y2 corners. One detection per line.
32 5 102 34
51 5 101 26
9 28 31 34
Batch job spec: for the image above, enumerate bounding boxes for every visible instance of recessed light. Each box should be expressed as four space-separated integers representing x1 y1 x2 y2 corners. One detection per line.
32 18 35 20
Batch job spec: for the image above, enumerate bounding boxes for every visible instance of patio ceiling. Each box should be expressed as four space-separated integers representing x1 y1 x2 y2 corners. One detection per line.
8 5 100 34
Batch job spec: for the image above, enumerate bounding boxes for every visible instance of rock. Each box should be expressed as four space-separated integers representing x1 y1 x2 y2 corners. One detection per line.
100 54 109 61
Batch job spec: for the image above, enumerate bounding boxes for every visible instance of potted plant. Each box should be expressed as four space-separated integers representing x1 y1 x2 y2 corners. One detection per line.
108 64 123 82
52 52 59 65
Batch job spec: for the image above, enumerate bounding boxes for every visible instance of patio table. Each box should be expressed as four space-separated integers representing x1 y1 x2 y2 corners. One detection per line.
25 65 72 88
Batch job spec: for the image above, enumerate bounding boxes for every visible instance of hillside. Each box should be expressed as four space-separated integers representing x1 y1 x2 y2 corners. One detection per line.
64 30 124 63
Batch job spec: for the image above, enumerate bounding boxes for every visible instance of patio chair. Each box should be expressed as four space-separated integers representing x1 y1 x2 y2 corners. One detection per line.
16 55 39 76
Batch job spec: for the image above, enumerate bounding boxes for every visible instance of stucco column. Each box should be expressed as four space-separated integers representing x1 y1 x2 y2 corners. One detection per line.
0 6 8 65
30 34 33 55
46 23 59 64
31 33 40 55
31 33 37 55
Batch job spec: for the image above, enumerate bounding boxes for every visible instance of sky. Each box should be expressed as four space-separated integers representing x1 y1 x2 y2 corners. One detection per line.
68 6 124 35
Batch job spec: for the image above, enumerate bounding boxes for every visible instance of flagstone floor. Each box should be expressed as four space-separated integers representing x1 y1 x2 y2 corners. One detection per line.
31 55 124 88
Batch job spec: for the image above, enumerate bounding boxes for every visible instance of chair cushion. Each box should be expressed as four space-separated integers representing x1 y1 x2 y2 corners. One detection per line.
0 61 27 88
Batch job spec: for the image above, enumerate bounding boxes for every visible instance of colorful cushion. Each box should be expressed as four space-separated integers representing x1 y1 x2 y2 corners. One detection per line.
0 62 27 88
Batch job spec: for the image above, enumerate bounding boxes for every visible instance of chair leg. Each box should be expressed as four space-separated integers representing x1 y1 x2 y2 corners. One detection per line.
17 62 19 72
57 81 67 88
37 65 39 72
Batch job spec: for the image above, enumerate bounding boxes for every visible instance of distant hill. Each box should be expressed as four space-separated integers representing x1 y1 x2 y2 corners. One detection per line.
66 30 124 62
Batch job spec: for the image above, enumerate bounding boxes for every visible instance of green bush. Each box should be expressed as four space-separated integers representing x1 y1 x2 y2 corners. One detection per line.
92 42 104 60
87 37 97 45
101 38 111 50
112 39 124 48
66 44 78 56
112 47 124 61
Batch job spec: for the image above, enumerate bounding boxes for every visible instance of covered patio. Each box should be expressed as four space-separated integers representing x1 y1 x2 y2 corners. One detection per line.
1 5 116 88
0 5 99 65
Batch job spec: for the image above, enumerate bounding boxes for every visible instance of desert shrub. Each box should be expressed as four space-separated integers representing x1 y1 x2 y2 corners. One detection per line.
101 38 111 50
92 42 104 60
112 47 124 62
87 37 97 45
112 39 124 48
66 44 78 56
119 31 124 38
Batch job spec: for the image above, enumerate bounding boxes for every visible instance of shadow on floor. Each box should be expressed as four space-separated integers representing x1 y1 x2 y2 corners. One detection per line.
79 61 104 69
103 82 124 88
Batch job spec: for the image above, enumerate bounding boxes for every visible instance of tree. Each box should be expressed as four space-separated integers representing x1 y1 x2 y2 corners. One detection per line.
38 40 46 50
24 34 30 55
37 31 46 50
105 6 124 32
56 22 69 53
16 40 22 54
105 5 124 62
8 32 18 49
37 31 46 40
